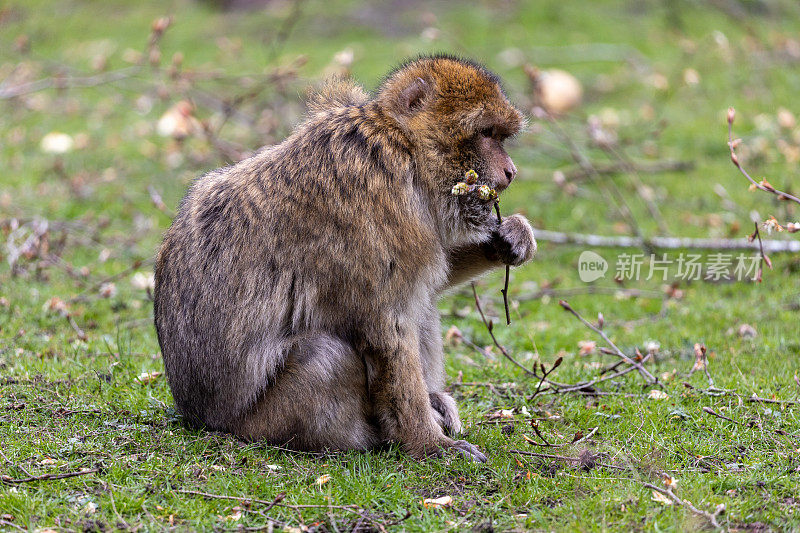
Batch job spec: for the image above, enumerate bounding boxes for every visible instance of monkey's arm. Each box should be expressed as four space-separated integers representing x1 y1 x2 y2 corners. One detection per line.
445 214 536 289
445 242 500 288
364 315 486 461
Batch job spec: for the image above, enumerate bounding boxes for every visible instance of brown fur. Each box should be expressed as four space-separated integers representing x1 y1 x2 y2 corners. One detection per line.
154 55 536 461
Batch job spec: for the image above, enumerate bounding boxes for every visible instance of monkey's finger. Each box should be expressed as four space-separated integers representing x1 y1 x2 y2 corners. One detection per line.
449 440 488 463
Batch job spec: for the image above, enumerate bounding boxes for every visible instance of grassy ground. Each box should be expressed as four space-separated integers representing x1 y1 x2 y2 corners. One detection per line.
2 0 800 531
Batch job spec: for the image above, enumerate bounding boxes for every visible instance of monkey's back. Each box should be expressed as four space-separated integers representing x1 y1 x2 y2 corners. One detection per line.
154 103 442 432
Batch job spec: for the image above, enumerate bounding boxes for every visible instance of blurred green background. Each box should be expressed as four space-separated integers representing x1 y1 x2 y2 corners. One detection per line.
1 1 799 531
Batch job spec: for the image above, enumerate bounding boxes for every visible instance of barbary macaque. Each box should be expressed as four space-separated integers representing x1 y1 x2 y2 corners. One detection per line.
154 55 536 461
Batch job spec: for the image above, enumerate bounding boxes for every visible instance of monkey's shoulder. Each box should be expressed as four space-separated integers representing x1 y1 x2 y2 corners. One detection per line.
307 78 370 116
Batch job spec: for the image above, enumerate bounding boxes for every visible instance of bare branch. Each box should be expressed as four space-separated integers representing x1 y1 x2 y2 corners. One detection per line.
728 107 800 206
0 67 142 99
641 482 723 530
559 300 657 384
532 227 800 253
1 468 99 485
471 283 537 378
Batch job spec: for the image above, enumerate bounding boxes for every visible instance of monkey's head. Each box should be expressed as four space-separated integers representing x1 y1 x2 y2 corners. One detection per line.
377 55 524 239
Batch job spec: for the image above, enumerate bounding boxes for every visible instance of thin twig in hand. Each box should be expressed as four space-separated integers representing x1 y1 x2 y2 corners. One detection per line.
494 202 511 325
558 300 657 384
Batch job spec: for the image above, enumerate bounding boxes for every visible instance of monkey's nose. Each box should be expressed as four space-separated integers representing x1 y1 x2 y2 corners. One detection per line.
504 162 517 183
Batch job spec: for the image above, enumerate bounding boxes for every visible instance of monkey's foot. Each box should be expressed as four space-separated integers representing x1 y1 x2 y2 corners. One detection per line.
447 439 487 463
429 391 463 436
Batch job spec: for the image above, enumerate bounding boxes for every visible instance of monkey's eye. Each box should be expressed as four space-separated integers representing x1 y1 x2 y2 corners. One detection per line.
480 127 494 138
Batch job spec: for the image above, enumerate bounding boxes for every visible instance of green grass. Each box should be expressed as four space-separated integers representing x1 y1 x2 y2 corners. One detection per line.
2 0 800 530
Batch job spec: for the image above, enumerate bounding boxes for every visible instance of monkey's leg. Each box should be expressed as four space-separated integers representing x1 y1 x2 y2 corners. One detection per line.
418 297 463 436
235 334 380 452
364 315 484 461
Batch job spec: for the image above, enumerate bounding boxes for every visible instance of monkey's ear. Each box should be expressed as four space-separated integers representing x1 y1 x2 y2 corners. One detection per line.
399 77 430 114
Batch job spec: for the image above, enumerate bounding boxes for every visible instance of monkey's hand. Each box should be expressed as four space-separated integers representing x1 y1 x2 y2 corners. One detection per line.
491 214 537 266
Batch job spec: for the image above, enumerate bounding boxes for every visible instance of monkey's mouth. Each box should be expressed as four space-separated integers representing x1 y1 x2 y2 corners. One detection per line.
492 180 510 194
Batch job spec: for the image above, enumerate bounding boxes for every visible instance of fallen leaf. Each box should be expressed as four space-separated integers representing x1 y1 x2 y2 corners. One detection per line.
99 282 117 298
131 272 155 292
692 343 707 372
157 100 199 139
578 340 596 356
737 324 757 339
683 68 700 85
43 297 70 317
662 474 678 490
423 496 453 508
648 390 669 400
315 474 331 486
225 507 243 521
651 490 673 506
525 66 583 114
40 132 74 154
136 371 162 385
645 341 660 355
445 325 462 346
